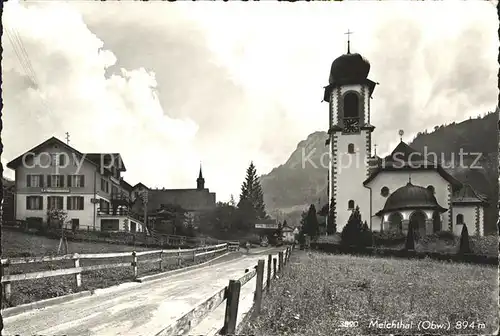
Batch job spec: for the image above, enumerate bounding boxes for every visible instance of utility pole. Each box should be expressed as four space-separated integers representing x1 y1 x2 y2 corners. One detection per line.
65 132 70 145
141 189 148 231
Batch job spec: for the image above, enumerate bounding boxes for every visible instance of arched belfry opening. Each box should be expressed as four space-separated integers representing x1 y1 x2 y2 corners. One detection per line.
343 92 359 118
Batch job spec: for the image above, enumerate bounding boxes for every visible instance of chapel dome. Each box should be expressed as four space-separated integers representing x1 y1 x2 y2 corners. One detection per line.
381 182 445 213
329 52 371 84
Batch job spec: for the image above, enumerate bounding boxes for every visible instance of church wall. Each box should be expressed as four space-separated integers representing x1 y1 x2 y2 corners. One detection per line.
367 170 450 231
452 205 478 236
334 129 370 232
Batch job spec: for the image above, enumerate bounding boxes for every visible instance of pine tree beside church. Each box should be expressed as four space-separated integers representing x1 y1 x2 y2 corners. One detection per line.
458 223 472 254
341 206 364 247
238 161 268 220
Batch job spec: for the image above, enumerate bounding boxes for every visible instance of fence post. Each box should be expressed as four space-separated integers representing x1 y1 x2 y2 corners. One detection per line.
73 253 82 287
193 248 196 262
279 252 284 272
254 260 265 316
3 261 11 302
220 280 241 335
177 247 182 266
132 251 138 278
226 243 229 252
273 258 277 279
159 250 163 271
266 254 271 292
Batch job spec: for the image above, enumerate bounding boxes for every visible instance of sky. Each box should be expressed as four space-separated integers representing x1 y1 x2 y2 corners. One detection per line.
2 1 498 202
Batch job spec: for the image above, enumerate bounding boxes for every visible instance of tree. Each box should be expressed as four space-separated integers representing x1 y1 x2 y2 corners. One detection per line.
282 219 288 228
340 206 368 247
327 198 336 234
458 223 472 254
199 202 238 238
405 221 415 251
155 204 188 235
238 162 267 221
303 204 320 239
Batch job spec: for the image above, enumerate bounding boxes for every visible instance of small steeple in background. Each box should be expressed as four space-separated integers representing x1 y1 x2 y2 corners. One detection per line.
197 163 205 190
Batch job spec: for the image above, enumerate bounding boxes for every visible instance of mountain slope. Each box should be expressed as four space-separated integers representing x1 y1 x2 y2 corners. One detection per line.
260 111 498 232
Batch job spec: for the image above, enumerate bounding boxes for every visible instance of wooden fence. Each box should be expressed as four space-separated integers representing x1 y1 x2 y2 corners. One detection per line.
157 245 295 336
1 241 240 301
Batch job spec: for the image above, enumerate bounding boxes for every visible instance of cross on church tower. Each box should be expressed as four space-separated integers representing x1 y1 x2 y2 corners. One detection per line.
345 29 354 54
65 132 70 145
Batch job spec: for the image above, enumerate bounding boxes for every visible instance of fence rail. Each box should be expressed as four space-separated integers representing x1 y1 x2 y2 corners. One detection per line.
158 244 295 336
1 241 240 301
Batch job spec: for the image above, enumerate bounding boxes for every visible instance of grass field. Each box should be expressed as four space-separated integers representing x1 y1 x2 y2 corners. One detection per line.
2 230 154 257
1 230 225 308
243 251 499 335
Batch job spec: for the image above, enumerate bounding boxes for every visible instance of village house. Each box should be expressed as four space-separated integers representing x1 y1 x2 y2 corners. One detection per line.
6 136 146 233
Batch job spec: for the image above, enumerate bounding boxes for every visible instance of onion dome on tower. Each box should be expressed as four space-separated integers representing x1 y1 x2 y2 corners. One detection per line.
323 32 377 102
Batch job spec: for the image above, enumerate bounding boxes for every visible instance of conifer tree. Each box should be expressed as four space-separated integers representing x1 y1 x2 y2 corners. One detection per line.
303 204 320 239
237 162 267 228
326 198 336 234
341 206 362 246
405 221 415 251
459 223 472 254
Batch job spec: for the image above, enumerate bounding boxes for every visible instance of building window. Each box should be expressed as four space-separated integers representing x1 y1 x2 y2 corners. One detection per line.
26 196 43 210
100 178 109 193
381 187 389 197
348 200 355 210
51 153 66 166
427 185 435 194
347 143 355 154
67 196 84 210
47 175 65 188
456 214 464 225
68 175 85 188
47 196 64 210
343 92 359 118
26 174 43 188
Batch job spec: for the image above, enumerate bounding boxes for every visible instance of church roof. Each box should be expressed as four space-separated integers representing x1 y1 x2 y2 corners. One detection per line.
329 53 371 85
364 141 462 188
376 182 447 216
452 184 489 205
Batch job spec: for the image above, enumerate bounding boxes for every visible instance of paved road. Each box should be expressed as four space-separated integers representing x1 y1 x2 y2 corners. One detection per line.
3 247 284 336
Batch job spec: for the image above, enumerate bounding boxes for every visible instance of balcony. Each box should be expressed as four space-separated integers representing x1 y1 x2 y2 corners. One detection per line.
110 191 130 205
97 207 142 221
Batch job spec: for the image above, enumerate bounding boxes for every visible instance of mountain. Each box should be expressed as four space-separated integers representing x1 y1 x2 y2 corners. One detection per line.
260 111 498 233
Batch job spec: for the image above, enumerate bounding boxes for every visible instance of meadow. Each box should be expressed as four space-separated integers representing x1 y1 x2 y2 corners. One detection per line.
1 230 226 308
243 251 499 335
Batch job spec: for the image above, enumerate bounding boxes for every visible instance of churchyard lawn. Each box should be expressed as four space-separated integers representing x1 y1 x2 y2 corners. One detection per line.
242 251 498 335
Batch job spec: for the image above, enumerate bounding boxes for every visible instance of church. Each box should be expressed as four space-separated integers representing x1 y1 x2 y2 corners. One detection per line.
324 40 488 237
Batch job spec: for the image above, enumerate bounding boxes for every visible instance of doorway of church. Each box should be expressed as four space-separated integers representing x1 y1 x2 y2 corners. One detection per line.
432 211 441 233
409 210 426 239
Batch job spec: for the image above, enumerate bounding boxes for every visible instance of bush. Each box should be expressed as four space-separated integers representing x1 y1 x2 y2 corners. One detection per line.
458 224 472 254
434 230 456 241
373 230 407 246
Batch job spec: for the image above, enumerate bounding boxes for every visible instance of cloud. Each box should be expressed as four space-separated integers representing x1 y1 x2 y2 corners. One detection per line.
2 2 200 189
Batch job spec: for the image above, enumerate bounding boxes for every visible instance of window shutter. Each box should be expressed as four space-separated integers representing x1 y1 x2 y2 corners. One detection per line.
26 196 30 210
27 175 31 187
39 174 44 187
59 197 63 210
60 175 65 187
67 175 72 188
39 196 44 210
47 175 52 188
79 197 84 210
81 175 85 187
67 196 71 210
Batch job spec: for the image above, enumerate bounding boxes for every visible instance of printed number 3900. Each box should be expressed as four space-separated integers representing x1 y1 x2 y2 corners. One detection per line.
340 321 359 328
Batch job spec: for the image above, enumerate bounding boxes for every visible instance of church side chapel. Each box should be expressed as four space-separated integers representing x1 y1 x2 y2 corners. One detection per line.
324 35 489 238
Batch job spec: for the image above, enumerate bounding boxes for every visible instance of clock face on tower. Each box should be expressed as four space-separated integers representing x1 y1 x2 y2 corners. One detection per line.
343 118 360 134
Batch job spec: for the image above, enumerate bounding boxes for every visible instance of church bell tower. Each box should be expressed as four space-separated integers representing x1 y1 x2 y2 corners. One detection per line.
323 32 378 233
